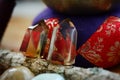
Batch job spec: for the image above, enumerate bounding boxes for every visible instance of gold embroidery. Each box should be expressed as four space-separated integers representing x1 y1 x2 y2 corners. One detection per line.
83 51 103 63
107 41 120 64
81 37 104 63
80 42 91 53
93 37 104 52
105 22 116 36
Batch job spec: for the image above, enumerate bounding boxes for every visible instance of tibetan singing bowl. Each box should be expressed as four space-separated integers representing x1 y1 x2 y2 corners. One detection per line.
42 0 112 15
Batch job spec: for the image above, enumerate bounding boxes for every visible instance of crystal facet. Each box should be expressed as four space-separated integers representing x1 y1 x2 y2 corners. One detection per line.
20 18 77 65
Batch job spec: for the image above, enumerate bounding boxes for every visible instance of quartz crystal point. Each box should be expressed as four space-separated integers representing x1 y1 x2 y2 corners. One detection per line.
20 18 77 65
47 19 77 65
20 20 48 58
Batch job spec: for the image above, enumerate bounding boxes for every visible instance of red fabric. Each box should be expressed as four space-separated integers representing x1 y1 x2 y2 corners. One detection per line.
78 16 120 68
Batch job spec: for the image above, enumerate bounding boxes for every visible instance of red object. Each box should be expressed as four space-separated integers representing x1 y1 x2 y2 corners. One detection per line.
20 29 31 52
49 19 77 65
41 18 59 58
51 31 77 65
20 18 77 65
32 30 41 48
20 25 42 57
78 16 120 68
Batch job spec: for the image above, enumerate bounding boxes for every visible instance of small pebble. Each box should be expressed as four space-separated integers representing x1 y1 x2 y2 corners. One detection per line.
32 73 65 80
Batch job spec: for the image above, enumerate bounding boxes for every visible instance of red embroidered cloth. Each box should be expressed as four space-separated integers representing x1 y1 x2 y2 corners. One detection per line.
78 16 120 68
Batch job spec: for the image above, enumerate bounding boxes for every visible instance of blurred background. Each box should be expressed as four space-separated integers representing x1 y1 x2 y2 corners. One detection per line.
1 0 47 51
